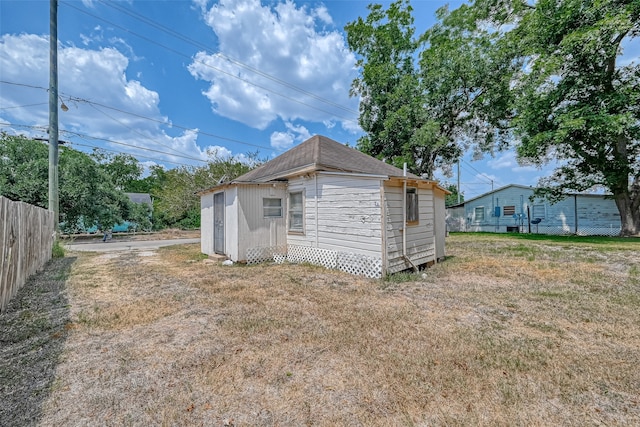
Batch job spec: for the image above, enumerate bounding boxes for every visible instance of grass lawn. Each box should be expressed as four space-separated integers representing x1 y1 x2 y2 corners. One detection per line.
1 233 639 426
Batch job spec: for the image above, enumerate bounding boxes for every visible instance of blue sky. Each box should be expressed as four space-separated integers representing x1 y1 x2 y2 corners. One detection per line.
2 0 631 199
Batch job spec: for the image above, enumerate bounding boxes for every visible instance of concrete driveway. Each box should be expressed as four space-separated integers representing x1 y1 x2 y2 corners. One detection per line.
65 238 200 252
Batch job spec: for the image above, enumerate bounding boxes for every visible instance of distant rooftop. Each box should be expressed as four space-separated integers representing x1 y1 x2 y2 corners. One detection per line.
125 192 152 205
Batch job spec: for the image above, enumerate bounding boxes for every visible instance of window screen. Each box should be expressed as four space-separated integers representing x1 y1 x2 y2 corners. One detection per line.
288 192 303 232
263 198 282 218
406 187 418 223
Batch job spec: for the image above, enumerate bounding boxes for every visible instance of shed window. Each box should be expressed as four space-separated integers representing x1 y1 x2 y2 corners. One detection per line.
288 191 304 232
406 187 418 224
475 206 485 222
263 198 282 218
503 205 516 216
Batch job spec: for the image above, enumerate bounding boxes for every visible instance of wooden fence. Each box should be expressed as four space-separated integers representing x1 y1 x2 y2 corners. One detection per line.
1 197 55 313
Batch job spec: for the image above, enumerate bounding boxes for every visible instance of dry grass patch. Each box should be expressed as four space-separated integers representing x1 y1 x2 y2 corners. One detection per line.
17 234 639 426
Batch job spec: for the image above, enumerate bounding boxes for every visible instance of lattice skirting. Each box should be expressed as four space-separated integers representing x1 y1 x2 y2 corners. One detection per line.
247 245 383 279
246 245 288 265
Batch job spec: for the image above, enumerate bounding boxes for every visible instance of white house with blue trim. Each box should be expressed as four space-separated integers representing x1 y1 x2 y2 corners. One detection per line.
447 184 622 236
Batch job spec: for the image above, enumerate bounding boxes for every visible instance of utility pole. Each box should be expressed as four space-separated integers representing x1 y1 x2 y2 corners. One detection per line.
456 160 461 204
48 0 59 232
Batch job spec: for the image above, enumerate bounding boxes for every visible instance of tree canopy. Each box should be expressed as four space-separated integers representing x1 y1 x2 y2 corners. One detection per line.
0 134 260 232
152 151 257 229
0 133 129 231
345 0 514 179
508 0 640 236
347 0 640 236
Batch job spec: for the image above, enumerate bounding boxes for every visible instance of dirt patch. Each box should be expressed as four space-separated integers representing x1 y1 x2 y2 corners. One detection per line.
4 235 640 426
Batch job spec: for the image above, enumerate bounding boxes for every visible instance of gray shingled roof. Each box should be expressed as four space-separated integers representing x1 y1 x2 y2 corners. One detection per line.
125 193 152 205
233 135 418 183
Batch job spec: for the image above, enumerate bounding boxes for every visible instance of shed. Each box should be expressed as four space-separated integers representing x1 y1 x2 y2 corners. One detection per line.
200 135 449 278
446 184 622 236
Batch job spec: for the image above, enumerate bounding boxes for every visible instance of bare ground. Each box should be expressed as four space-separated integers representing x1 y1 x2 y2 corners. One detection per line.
1 234 639 426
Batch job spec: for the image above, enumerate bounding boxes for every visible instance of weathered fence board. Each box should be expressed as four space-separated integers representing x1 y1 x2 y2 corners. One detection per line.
0 197 55 313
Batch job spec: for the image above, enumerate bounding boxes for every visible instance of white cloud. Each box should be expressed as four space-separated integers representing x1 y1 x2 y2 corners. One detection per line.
314 5 333 25
192 0 210 14
284 122 311 141
188 0 359 132
0 33 206 166
270 131 295 150
269 122 311 150
205 144 234 159
487 151 537 173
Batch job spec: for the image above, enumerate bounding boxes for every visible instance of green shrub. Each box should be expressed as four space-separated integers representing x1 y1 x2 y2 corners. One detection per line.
52 239 65 258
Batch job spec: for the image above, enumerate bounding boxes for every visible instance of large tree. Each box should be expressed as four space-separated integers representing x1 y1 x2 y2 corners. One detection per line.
458 0 639 236
419 3 518 160
91 150 143 192
350 0 639 235
345 0 516 179
0 133 131 232
152 150 257 229
345 1 444 177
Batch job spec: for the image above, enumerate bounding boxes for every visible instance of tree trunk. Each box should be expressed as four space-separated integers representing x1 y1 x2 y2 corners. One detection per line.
614 191 640 237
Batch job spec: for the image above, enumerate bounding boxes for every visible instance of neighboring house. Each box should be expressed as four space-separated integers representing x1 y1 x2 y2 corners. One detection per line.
125 192 153 208
200 135 449 278
60 193 153 234
112 193 153 232
447 184 621 236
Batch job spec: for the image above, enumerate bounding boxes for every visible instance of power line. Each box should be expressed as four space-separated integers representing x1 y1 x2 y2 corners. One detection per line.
67 140 197 168
60 1 359 124
459 162 495 186
60 129 208 163
74 98 275 152
87 103 186 157
0 80 275 152
2 121 206 167
0 122 49 133
0 102 48 110
460 159 498 186
0 121 208 163
97 0 358 117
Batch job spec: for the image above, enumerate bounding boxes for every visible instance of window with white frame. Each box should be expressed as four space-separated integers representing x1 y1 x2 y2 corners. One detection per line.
475 206 485 222
288 191 304 232
263 198 282 218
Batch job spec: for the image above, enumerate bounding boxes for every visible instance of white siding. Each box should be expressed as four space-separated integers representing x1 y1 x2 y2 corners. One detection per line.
464 186 533 233
434 189 446 260
384 184 436 274
200 193 214 255
541 195 621 235
225 187 239 261
286 173 383 258
236 185 286 261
